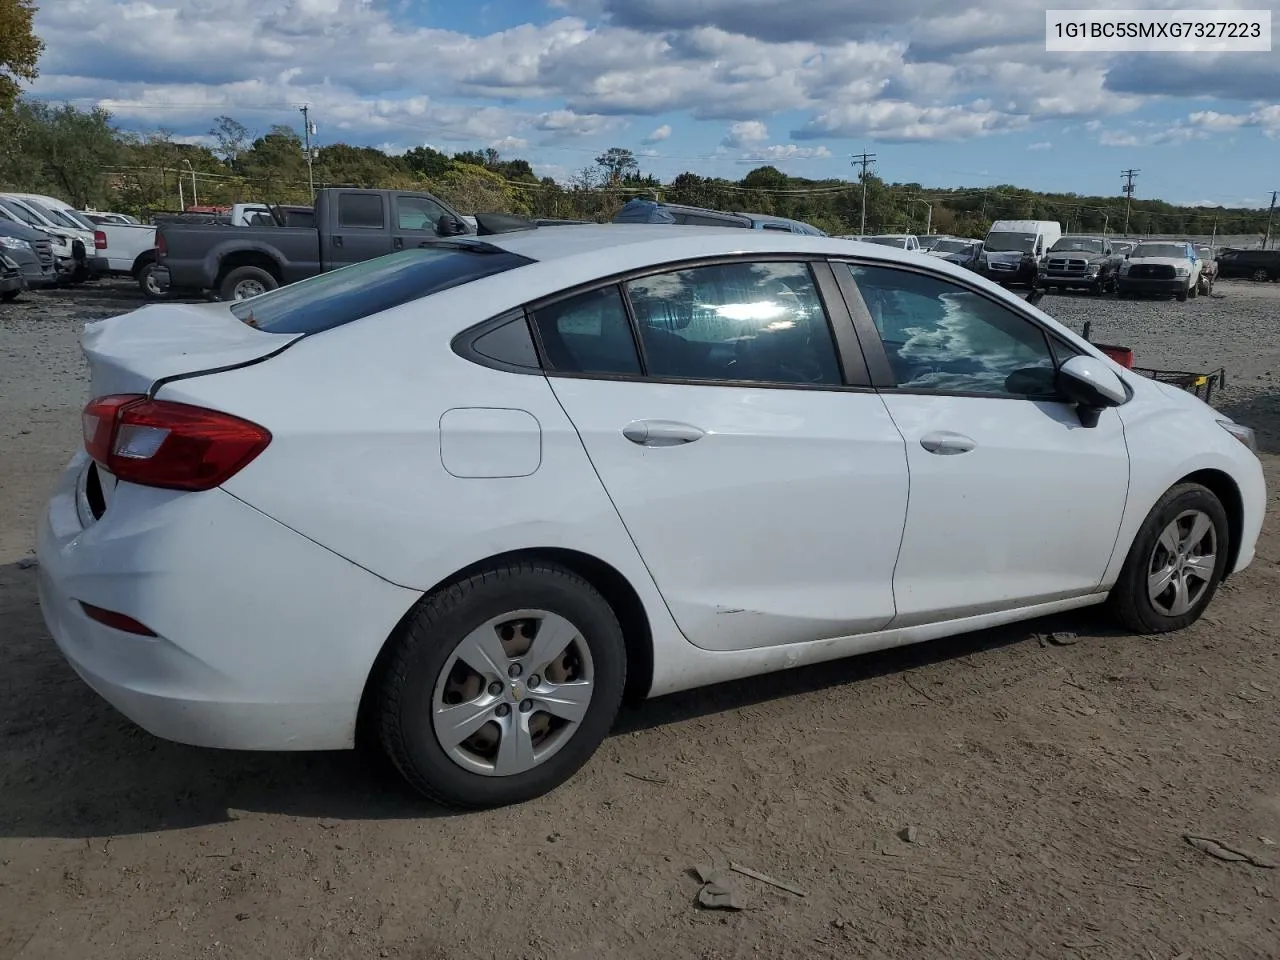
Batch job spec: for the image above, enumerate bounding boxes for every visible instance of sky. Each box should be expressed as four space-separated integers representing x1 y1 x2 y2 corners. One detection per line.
25 0 1280 208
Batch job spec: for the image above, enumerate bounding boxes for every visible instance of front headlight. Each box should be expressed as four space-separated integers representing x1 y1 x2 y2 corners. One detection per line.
0 236 29 251
1218 420 1258 453
1174 266 1189 278
1086 264 1100 275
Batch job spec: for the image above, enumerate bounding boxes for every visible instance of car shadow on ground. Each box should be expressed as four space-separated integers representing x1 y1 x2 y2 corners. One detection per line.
0 559 1125 839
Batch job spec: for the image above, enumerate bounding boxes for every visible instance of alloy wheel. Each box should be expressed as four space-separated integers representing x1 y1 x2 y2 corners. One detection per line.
431 610 595 777
233 278 267 299
1146 510 1217 617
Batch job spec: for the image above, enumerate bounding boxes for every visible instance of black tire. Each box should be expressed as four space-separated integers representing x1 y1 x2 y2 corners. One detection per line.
1188 281 1198 299
1107 482 1230 634
1176 288 1188 302
1117 289 1129 299
218 265 278 302
1 290 18 302
377 561 626 809
1251 269 1269 283
137 262 165 299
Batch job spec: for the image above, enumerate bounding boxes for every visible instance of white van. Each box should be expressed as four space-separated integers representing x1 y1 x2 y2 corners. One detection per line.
979 219 1062 286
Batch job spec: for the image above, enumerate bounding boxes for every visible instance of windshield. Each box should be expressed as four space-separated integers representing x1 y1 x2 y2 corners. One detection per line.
0 199 43 226
865 236 907 247
1133 243 1188 259
229 244 535 335
60 208 98 230
1050 237 1104 254
1111 241 1135 253
1196 246 1213 258
930 239 972 254
25 201 78 228
984 231 1035 253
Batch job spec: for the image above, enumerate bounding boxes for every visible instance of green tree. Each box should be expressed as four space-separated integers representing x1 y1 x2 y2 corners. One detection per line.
404 145 451 178
3 99 118 205
208 115 249 167
0 0 43 111
594 147 637 184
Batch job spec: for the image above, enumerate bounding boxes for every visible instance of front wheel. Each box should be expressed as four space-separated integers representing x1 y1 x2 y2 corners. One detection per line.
1108 483 1229 634
376 562 627 808
1 289 18 302
218 265 278 301
1251 268 1270 283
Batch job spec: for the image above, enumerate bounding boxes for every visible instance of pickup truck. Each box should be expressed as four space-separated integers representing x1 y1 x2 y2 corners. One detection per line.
153 188 475 300
38 197 160 293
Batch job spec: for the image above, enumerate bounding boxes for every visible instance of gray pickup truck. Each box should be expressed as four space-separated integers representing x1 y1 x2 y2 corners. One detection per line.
153 188 475 300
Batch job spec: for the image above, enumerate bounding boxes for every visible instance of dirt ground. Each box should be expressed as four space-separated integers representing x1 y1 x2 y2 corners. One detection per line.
1 279 1278 960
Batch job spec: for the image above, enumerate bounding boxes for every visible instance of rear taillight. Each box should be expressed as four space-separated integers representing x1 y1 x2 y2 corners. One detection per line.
155 233 167 258
79 602 157 637
81 394 271 492
94 230 107 250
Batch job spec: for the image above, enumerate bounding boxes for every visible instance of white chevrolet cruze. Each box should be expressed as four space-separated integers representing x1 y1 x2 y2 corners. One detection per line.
37 224 1265 808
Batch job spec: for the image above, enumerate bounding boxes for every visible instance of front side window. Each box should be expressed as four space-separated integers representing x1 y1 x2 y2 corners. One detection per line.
844 263 1060 397
530 285 641 376
397 196 448 232
625 261 842 386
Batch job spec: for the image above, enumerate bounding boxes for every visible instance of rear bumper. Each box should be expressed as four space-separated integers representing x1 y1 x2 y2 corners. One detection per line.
36 452 419 751
1118 277 1185 296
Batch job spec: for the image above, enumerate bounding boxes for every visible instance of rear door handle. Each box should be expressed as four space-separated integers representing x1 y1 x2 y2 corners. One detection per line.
622 420 705 447
919 431 976 455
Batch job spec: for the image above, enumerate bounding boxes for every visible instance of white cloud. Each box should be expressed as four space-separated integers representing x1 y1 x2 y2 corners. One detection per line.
737 144 833 162
1027 141 1051 151
490 136 531 151
642 123 673 143
721 120 769 148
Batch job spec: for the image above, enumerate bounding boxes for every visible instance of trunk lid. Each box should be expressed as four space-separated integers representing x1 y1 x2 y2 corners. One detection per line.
82 299 303 397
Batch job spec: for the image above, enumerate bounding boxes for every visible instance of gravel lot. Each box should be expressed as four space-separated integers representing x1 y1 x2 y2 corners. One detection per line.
1 278 1278 960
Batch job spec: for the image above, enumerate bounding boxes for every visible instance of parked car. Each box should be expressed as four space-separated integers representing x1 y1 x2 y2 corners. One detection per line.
38 225 1264 808
84 211 141 225
924 237 983 270
979 220 1062 287
864 234 922 251
36 194 160 295
1038 235 1118 295
153 188 476 300
1216 248 1280 282
0 195 106 282
0 218 58 291
1194 245 1218 293
1117 241 1202 301
0 253 25 301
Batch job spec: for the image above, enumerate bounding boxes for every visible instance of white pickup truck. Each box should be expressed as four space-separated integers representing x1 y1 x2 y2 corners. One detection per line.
36 195 160 295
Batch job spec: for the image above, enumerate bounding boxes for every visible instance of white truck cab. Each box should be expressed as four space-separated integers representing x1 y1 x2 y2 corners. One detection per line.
979 219 1062 286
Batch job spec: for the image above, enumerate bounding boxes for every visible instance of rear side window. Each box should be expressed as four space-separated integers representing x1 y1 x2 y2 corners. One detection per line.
338 193 384 229
229 246 533 335
530 286 641 375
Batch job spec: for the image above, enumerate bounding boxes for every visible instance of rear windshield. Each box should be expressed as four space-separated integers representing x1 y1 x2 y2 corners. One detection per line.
230 245 534 335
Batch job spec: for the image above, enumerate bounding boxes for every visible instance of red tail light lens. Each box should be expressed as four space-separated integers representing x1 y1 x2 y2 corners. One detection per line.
81 395 271 491
155 232 167 258
94 230 107 250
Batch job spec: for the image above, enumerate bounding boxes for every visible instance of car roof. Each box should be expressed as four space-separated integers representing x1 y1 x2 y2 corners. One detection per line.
472 223 930 269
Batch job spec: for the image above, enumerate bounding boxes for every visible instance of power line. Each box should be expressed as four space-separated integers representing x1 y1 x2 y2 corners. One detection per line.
1121 168 1140 236
851 150 876 237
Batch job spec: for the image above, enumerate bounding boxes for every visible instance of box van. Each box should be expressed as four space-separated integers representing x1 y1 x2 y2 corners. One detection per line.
980 219 1062 286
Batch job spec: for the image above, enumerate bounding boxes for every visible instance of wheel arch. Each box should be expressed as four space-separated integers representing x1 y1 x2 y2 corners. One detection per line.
356 546 655 745
214 250 283 288
130 248 156 276
1180 468 1245 578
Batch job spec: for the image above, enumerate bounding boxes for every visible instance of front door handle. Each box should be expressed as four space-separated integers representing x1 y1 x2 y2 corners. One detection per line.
919 431 976 455
622 420 705 447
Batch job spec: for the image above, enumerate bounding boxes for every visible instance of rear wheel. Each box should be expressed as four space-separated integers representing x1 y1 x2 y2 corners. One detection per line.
137 262 165 299
1252 268 1272 283
1108 483 1229 634
218 265 278 301
376 562 627 808
1 289 18 302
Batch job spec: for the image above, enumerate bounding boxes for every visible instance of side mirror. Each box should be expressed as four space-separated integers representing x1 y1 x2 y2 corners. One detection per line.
436 214 469 237
1056 355 1126 427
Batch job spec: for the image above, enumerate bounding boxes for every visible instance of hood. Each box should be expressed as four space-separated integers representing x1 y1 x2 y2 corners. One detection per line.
0 219 45 243
1047 249 1108 263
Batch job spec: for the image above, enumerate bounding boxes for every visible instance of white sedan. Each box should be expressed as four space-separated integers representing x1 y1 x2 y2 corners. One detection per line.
37 225 1265 808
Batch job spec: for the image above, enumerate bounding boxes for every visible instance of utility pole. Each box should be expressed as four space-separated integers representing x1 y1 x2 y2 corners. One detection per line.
1264 190 1277 250
183 159 198 206
300 105 316 198
851 151 876 236
1121 168 1139 236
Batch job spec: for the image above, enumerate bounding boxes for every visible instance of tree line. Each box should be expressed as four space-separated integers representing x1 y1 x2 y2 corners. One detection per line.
0 98 1273 240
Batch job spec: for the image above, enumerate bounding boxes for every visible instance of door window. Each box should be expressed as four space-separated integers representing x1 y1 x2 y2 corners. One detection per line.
530 285 641 375
624 261 842 385
337 193 385 229
396 195 447 232
844 263 1060 397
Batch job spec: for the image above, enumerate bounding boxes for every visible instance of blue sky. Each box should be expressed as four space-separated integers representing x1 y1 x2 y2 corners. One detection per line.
26 0 1280 208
